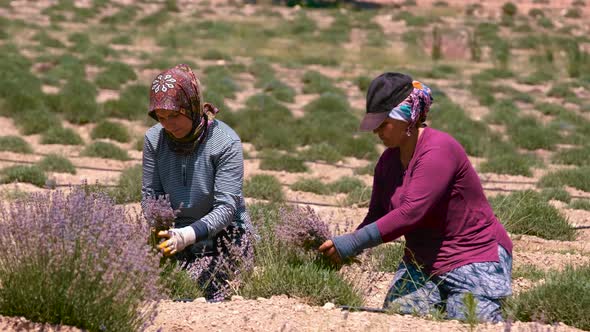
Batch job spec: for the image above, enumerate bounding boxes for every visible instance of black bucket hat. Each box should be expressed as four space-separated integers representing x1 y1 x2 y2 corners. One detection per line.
359 72 414 131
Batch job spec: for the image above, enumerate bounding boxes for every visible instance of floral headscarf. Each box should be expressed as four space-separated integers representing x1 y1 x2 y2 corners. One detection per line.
387 80 433 136
148 64 219 154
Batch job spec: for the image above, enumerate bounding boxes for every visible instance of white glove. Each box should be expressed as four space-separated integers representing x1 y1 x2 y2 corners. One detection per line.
157 226 196 256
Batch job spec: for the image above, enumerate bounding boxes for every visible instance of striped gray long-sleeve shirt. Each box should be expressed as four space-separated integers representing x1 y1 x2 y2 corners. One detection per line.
141 120 250 247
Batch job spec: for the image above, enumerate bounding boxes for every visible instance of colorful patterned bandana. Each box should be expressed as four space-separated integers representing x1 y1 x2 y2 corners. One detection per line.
149 64 219 154
387 81 433 136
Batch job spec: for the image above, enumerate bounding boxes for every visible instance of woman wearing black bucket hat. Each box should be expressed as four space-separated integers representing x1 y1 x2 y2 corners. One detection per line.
319 72 513 323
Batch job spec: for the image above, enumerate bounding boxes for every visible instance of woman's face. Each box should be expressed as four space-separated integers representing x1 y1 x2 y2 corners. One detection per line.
373 118 408 148
155 109 193 138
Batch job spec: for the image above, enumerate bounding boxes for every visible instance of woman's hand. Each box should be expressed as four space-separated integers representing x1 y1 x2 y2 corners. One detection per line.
157 226 196 256
319 239 342 264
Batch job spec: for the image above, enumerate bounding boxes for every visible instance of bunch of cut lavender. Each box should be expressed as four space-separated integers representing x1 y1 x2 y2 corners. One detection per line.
143 194 178 249
0 187 162 332
275 205 331 252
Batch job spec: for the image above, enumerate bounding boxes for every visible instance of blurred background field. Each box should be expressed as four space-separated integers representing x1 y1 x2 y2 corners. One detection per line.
0 0 589 331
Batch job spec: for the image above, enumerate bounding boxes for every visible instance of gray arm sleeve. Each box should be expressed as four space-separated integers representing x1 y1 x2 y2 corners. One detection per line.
191 140 244 239
141 134 165 214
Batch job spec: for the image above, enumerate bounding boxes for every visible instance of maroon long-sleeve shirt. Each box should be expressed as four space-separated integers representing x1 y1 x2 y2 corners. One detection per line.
357 127 512 275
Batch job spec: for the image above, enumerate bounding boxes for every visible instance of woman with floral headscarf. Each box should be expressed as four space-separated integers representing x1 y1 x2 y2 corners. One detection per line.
319 73 512 323
141 64 252 301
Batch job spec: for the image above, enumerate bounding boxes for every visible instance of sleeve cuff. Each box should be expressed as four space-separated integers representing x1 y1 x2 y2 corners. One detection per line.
332 223 383 260
191 221 209 241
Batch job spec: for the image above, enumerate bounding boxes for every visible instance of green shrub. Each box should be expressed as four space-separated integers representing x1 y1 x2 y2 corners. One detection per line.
564 8 582 18
91 121 130 143
478 150 536 176
491 39 511 70
569 199 590 210
334 135 378 160
298 143 343 164
68 32 91 53
261 79 295 103
354 160 376 176
13 108 61 135
419 64 458 79
537 17 554 29
240 256 363 306
470 80 495 106
478 141 542 176
203 66 239 99
0 45 44 113
548 83 577 100
0 165 47 187
290 178 329 195
540 187 571 203
508 116 558 150
111 35 132 45
343 186 372 207
81 141 130 161
518 70 554 85
138 12 169 26
506 264 590 330
502 2 518 17
201 49 230 60
552 145 590 166
159 260 203 300
535 102 565 116
428 97 493 157
302 71 342 95
243 174 284 202
103 84 149 120
329 176 364 194
539 167 590 192
394 11 430 27
60 78 99 124
528 8 544 18
110 165 142 204
512 264 546 281
233 94 297 151
355 75 371 92
572 0 586 6
490 190 575 240
41 127 84 145
259 153 307 173
134 136 144 151
0 136 33 154
33 31 65 49
37 154 76 174
316 13 351 45
100 6 138 25
95 62 137 90
303 92 349 114
41 54 86 85
475 22 500 43
485 99 519 125
293 110 351 152
249 59 275 84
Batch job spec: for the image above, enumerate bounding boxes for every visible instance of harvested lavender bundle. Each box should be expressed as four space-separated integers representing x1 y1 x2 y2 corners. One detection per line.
276 205 331 252
143 194 179 249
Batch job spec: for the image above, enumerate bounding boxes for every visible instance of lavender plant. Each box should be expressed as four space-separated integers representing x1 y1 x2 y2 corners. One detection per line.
0 188 162 332
239 203 363 306
186 227 255 301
